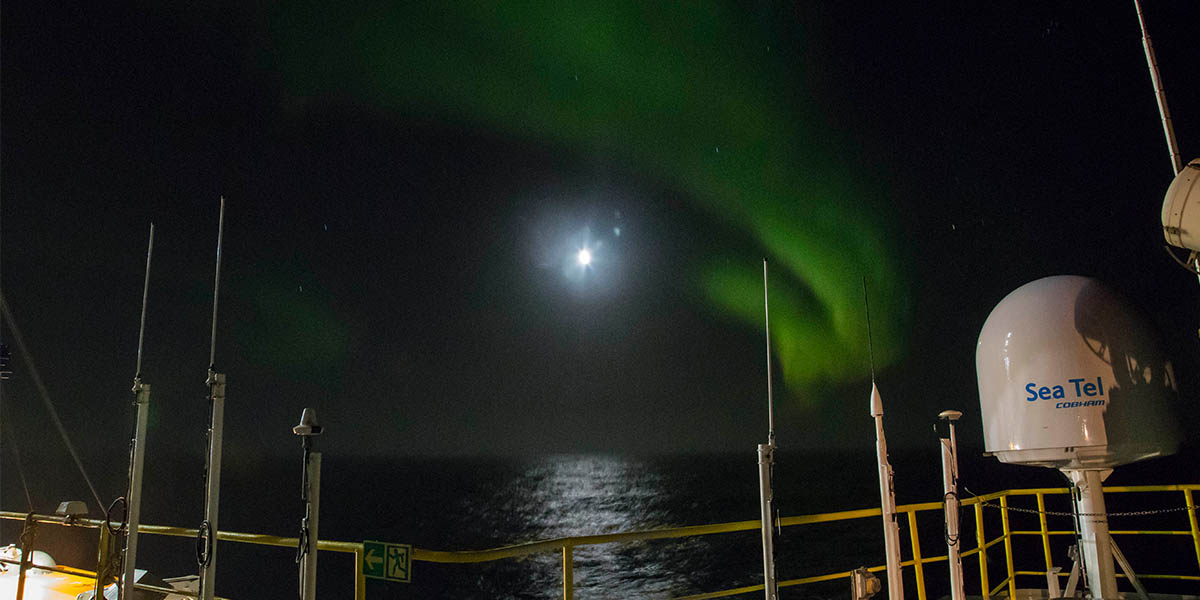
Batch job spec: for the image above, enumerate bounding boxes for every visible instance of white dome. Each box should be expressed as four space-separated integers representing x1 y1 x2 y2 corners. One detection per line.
976 276 1180 468
1162 158 1200 251
0 547 56 570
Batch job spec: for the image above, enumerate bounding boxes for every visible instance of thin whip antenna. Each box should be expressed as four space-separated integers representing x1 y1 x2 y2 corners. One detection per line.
135 223 154 378
209 199 225 368
763 259 774 443
863 276 875 381
1134 0 1183 175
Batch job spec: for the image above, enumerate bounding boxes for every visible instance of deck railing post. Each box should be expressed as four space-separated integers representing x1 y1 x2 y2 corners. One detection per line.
907 510 926 600
563 545 574 600
354 546 366 600
15 513 36 600
1036 493 1052 575
999 495 1015 600
1185 489 1200 572
974 502 989 599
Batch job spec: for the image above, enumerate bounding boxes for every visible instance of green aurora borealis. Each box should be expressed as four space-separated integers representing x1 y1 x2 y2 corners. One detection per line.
268 1 910 397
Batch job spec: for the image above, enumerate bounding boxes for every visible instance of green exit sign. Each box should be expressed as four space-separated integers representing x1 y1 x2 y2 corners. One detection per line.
362 540 412 583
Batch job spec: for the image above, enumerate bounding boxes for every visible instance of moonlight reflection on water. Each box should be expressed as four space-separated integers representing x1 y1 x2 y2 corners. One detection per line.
456 454 723 598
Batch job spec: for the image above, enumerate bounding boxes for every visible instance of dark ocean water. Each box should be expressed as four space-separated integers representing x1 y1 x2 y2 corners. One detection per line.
5 446 1198 599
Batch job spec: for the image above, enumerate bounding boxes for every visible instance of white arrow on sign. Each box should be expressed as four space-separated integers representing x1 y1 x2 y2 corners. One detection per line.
365 548 383 571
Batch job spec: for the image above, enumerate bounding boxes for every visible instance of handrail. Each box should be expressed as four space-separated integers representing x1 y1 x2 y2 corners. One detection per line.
414 518 764 563
4 484 1198 599
0 511 364 599
0 511 361 553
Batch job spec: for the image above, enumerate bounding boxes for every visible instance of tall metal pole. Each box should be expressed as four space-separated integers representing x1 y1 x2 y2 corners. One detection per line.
757 443 777 600
122 223 155 598
938 410 965 600
865 279 903 600
199 199 227 600
1066 469 1118 599
294 408 324 600
301 454 322 600
1134 0 1183 175
872 384 904 600
757 259 778 600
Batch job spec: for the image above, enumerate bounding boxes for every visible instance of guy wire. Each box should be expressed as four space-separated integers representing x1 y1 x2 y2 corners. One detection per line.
0 293 106 512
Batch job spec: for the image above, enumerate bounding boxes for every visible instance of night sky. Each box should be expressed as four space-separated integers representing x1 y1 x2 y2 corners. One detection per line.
3 0 1199 506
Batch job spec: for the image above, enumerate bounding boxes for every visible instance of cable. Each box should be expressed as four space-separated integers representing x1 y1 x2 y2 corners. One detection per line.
943 491 961 546
105 497 128 536
1 416 34 511
0 293 106 512
196 520 213 567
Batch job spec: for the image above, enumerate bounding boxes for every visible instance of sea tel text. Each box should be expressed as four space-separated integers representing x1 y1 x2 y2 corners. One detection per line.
1025 376 1106 409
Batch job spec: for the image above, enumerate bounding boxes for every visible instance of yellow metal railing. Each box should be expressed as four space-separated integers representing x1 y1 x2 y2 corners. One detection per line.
4 484 1199 599
0 512 364 599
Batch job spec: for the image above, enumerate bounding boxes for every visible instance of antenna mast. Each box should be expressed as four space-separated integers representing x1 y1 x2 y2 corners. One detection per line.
209 199 225 369
122 223 155 598
863 277 875 381
135 224 154 378
757 258 779 600
763 259 775 443
1134 0 1183 175
866 277 904 600
198 199 227 600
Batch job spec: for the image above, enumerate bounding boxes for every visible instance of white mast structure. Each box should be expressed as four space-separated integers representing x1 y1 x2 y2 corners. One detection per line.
757 259 779 600
1065 468 1118 599
937 410 965 600
294 408 324 600
865 282 903 600
1134 0 1183 176
871 385 904 600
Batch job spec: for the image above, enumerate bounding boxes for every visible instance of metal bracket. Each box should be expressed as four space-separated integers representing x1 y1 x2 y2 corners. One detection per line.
1110 537 1150 600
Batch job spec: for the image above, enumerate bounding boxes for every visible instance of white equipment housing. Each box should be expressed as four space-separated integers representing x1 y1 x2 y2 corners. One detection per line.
976 275 1179 468
976 275 1180 599
1162 158 1200 252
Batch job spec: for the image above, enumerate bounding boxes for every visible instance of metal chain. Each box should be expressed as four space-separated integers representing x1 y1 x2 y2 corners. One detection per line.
962 486 1197 518
977 500 1194 518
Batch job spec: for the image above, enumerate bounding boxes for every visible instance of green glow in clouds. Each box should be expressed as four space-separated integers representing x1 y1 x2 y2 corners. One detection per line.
268 1 909 398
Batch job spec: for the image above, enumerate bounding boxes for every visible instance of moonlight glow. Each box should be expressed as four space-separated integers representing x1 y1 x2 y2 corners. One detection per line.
577 248 592 266
271 1 910 397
